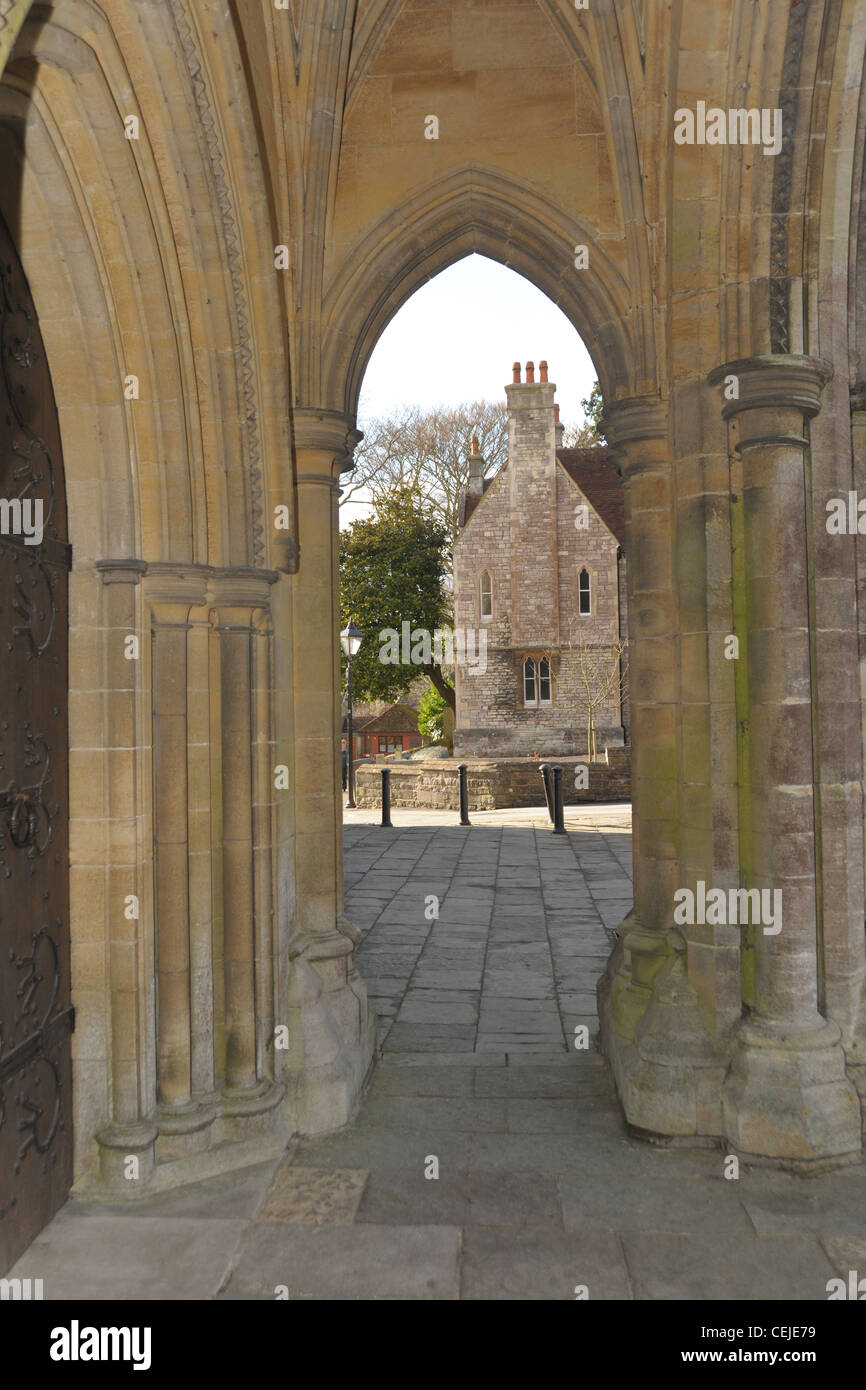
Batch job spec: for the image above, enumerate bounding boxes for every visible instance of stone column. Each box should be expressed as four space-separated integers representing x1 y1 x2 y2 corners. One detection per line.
212 577 267 1096
92 559 157 1190
711 356 860 1165
597 398 720 1137
210 570 285 1145
146 568 213 1158
187 601 216 1100
252 605 277 1083
286 409 375 1133
848 387 866 1100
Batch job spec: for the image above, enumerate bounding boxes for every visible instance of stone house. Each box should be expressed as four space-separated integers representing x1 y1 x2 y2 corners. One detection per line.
453 361 628 757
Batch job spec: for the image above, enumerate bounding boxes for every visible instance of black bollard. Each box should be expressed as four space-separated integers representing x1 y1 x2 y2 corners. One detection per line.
539 762 554 823
552 764 565 834
458 763 471 826
381 767 392 827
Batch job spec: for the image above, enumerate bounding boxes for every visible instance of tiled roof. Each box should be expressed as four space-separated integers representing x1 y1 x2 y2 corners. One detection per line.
347 703 420 735
557 447 625 545
457 449 624 545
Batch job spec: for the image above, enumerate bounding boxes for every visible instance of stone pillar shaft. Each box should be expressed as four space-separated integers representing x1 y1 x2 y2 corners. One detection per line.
152 609 193 1107
597 400 680 1048
285 408 375 1134
714 359 826 1028
710 356 861 1166
93 559 157 1188
215 603 258 1094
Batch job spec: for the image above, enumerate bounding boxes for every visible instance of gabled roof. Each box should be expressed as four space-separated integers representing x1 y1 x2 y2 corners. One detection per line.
556 447 625 545
348 702 420 735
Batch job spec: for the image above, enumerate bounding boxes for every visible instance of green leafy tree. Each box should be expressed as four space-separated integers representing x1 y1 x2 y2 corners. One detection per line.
417 680 452 743
340 488 455 710
562 380 606 447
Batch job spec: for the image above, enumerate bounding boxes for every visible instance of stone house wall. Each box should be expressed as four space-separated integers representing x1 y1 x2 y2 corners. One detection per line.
453 401 627 755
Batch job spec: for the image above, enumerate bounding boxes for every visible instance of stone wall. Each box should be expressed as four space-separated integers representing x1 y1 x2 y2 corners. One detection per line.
453 422 626 756
354 748 631 811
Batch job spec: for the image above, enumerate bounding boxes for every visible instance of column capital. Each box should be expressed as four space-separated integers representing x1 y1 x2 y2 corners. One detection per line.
96 557 148 585
292 407 363 475
708 355 832 422
598 396 667 477
144 564 209 624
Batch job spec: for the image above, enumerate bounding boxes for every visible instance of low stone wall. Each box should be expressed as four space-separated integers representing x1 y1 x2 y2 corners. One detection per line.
353 748 630 811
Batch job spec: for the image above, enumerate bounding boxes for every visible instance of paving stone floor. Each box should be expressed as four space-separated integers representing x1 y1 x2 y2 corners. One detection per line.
11 805 866 1300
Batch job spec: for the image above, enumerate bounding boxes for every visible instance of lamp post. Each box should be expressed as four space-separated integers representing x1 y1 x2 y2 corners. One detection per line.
340 619 364 808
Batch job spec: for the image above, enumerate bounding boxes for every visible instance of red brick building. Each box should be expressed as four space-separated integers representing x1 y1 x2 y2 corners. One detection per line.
343 702 423 758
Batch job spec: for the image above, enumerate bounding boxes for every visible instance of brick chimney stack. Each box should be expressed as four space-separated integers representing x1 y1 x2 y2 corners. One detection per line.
504 360 559 647
467 433 485 496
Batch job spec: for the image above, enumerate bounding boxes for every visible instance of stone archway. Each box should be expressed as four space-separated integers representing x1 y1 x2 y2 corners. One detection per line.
264 0 866 1167
0 0 375 1215
0 0 864 1207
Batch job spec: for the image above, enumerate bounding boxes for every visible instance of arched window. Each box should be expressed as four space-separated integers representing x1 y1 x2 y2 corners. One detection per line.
578 567 591 616
538 656 552 704
523 655 552 707
480 570 492 619
523 656 536 704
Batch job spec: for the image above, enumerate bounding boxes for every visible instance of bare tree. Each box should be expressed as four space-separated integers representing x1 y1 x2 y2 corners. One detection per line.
340 400 509 544
573 631 629 760
561 419 602 448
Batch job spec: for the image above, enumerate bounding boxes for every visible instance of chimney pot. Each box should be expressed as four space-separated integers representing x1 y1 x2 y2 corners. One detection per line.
554 403 560 422
512 361 521 383
470 434 479 455
540 360 548 383
525 360 535 383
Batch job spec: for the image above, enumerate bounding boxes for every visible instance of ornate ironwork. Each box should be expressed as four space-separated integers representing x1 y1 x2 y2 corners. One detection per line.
0 207 71 1275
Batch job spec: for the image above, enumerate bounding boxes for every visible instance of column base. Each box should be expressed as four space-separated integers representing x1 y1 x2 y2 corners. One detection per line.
92 1119 159 1196
602 929 726 1139
841 975 866 1144
722 1015 862 1168
282 931 378 1134
215 1080 286 1144
597 911 668 1052
154 1099 217 1161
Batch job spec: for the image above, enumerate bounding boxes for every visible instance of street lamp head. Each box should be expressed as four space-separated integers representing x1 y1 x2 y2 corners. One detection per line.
340 619 364 658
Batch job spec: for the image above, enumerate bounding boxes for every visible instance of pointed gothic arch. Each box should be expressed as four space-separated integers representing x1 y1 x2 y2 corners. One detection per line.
321 164 645 418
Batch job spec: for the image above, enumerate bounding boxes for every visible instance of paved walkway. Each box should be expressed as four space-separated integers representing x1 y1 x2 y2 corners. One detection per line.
11 806 866 1299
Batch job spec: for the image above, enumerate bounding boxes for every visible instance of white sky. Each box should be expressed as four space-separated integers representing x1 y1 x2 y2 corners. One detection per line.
340 253 597 527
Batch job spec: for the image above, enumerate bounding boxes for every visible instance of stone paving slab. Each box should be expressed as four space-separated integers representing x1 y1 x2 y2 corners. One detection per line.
10 1212 248 1300
621 1233 837 1301
219 1223 462 1300
14 805 866 1301
460 1228 633 1300
355 1169 563 1230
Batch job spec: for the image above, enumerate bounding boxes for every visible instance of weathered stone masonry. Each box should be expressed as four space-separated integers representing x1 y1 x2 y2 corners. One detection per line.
454 364 628 756
1 0 866 1238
